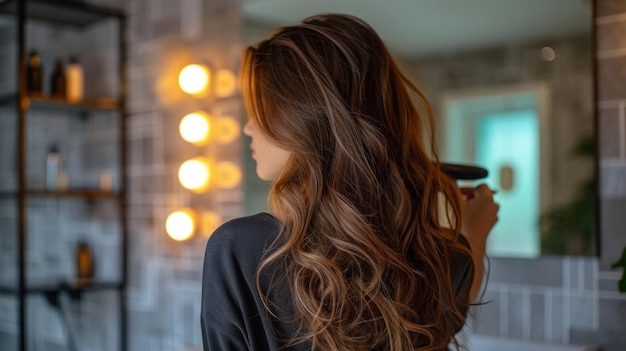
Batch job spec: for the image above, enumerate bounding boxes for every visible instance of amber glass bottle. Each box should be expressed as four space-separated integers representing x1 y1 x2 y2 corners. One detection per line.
26 50 43 93
76 241 94 283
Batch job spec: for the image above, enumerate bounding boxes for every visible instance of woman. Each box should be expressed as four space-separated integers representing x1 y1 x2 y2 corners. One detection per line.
201 14 498 351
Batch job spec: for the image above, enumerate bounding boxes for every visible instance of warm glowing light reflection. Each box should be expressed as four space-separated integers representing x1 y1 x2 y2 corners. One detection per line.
166 209 195 241
215 116 240 144
541 47 556 62
215 161 242 189
180 111 211 145
215 69 237 97
178 64 210 95
178 157 211 192
201 211 221 238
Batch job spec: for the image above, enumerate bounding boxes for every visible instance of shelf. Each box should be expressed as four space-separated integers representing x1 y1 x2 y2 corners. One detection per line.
0 189 121 199
4 1 128 349
0 0 124 28
0 279 123 295
0 92 17 106
0 191 17 199
0 92 120 111
28 189 122 199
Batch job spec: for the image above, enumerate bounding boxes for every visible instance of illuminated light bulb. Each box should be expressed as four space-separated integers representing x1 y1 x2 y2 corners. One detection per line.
178 64 210 95
215 161 242 189
201 211 221 238
178 157 211 192
215 69 237 97
180 111 211 145
215 116 240 144
165 209 196 241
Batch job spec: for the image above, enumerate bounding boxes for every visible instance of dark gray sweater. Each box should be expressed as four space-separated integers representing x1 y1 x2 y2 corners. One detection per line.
201 213 472 351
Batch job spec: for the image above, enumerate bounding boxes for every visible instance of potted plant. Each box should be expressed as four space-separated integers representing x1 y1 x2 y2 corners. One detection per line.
540 136 596 255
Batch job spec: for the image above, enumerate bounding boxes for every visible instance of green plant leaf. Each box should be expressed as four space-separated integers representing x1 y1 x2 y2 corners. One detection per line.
619 275 626 294
611 246 626 269
612 246 626 293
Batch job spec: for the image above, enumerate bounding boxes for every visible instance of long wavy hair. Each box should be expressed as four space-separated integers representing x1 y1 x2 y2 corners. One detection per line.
242 14 473 350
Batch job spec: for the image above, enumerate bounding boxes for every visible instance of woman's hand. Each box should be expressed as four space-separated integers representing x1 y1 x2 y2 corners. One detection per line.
458 184 499 302
459 184 499 243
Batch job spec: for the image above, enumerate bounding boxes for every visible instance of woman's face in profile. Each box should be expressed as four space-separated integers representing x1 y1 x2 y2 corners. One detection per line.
243 119 291 181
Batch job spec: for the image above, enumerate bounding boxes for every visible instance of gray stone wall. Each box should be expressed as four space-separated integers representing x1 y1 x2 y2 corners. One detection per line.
125 0 242 350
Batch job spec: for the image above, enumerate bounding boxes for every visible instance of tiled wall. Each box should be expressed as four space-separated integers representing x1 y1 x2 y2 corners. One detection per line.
124 0 242 350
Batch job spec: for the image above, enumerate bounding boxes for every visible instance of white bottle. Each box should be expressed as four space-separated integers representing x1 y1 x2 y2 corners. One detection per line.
46 145 60 190
66 56 84 102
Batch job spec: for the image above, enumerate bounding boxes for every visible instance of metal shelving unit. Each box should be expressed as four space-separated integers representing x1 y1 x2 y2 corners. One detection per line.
0 0 128 350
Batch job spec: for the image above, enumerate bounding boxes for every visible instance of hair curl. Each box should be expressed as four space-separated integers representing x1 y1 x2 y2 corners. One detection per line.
242 14 473 350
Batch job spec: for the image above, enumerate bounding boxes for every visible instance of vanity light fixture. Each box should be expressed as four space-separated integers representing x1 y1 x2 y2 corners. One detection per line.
178 157 211 192
201 211 221 238
215 69 237 97
180 111 211 145
214 116 240 144
165 209 196 241
214 161 242 189
178 64 210 95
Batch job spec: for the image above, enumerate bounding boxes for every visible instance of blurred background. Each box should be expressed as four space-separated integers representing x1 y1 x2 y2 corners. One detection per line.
0 0 625 350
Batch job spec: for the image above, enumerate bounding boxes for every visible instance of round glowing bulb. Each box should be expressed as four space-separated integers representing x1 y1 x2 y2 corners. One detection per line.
178 64 210 95
178 157 211 192
215 116 240 144
180 112 211 145
215 161 242 189
215 69 237 97
165 209 195 241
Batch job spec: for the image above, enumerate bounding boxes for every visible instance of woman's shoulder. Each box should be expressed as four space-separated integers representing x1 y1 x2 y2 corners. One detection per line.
205 212 280 258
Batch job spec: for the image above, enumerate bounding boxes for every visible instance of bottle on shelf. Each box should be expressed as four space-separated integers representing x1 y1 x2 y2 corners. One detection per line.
76 241 95 284
45 144 61 190
26 50 43 94
66 55 84 102
50 58 67 98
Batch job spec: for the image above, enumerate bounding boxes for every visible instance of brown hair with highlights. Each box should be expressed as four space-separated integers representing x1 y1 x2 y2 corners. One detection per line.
242 14 473 350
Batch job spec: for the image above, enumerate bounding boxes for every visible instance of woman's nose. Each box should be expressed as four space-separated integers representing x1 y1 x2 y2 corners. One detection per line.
243 120 253 136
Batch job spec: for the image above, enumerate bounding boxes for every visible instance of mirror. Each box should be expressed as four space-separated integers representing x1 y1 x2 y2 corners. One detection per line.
241 0 596 258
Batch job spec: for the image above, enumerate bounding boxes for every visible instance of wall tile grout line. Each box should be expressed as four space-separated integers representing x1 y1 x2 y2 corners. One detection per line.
578 259 585 291
522 288 531 340
559 257 574 342
600 158 626 166
500 287 509 338
487 282 615 297
592 259 599 330
596 48 626 59
595 12 626 25
563 290 571 343
545 290 553 343
599 270 623 279
618 101 626 161
595 290 626 300
564 257 571 292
